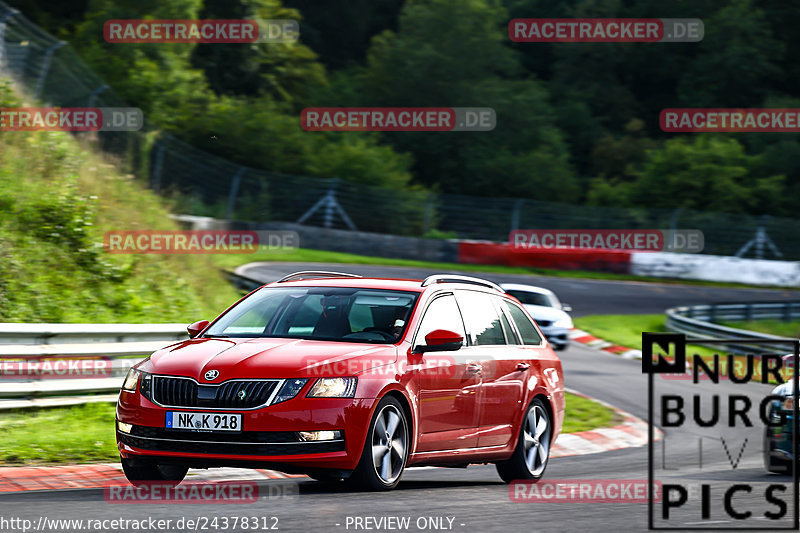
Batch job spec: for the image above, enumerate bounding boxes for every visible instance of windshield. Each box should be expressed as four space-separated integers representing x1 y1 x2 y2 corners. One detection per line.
506 290 554 308
204 287 418 344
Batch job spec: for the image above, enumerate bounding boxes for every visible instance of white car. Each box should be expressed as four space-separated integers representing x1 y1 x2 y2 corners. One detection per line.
500 284 573 351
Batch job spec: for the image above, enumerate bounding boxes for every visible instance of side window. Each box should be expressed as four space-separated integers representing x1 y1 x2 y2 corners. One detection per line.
494 297 519 345
504 301 542 346
456 291 508 346
415 294 466 346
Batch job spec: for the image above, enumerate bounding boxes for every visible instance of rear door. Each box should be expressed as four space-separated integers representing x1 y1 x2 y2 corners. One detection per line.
454 290 525 448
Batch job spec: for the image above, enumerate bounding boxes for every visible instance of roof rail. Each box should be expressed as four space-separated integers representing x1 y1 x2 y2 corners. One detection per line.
276 271 363 283
421 274 503 292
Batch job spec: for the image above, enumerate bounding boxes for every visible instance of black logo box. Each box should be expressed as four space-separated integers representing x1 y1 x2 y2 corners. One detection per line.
643 332 800 530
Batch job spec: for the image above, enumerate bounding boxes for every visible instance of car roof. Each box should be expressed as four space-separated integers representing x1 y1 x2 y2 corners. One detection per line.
499 283 555 296
266 277 425 292
265 275 512 296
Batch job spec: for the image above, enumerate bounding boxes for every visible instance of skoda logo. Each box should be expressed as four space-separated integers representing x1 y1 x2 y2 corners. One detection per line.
237 390 247 400
204 369 219 381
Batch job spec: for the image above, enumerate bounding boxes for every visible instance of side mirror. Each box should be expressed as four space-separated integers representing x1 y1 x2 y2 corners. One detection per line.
187 320 210 339
561 304 572 313
413 329 464 353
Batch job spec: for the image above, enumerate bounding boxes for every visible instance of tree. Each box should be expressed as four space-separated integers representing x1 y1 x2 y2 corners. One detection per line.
589 136 785 215
353 0 576 199
191 0 326 105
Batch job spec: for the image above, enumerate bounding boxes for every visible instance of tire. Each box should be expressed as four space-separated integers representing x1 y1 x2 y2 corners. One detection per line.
121 456 188 486
496 398 552 483
347 396 409 491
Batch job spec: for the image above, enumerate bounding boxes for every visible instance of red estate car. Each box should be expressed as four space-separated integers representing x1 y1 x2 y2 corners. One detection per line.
116 272 565 490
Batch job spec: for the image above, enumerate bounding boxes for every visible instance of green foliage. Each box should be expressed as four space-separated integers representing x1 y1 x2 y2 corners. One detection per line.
0 85 240 323
588 136 785 215
191 0 328 103
11 0 800 218
343 0 577 199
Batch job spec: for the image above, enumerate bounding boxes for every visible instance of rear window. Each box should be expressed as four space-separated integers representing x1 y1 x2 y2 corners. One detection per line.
503 301 543 346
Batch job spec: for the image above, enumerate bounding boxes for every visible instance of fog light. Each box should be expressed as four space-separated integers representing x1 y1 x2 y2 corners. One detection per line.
298 430 341 441
117 421 133 434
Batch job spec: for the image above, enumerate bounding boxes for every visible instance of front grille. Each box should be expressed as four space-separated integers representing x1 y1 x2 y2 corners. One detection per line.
152 376 280 409
118 429 345 456
153 377 198 407
536 320 553 327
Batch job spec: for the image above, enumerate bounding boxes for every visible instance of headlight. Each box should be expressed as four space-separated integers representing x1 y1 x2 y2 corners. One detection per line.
122 368 141 392
553 317 573 329
140 372 152 400
307 377 357 398
272 378 309 404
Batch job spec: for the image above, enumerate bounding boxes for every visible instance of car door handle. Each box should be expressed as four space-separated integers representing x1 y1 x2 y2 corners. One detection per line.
466 363 482 374
516 362 530 371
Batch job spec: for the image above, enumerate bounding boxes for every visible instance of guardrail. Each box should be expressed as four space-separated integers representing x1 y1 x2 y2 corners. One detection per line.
0 323 190 409
0 272 271 409
665 301 800 354
223 270 265 293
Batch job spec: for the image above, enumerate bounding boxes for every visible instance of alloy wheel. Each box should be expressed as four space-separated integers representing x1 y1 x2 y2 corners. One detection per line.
371 404 407 484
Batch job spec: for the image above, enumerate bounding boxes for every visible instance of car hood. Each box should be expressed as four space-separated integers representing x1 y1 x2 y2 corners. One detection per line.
140 337 397 381
522 304 570 323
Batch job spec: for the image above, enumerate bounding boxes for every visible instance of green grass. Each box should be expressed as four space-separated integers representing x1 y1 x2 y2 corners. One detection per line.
0 403 118 464
0 393 616 465
574 313 721 360
562 392 622 434
720 319 800 338
211 248 799 290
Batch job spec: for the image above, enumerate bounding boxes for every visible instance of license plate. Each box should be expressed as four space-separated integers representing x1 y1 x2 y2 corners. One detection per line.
166 411 242 432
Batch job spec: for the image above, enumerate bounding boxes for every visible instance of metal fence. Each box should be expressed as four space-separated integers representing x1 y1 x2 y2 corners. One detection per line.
665 302 800 354
3 1 800 257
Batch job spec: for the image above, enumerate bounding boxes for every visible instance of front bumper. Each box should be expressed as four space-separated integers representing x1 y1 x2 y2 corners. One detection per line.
116 389 377 471
539 325 569 348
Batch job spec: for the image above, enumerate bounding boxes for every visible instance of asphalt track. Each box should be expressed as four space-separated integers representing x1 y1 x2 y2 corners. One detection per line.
2 263 799 532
